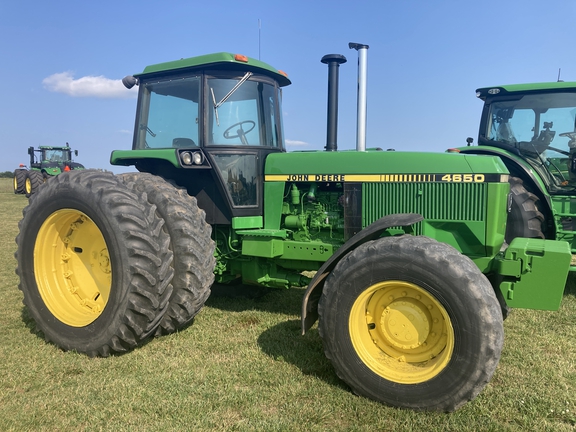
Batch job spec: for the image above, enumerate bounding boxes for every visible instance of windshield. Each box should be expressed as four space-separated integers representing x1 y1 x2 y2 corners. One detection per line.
485 92 576 191
134 76 201 149
486 93 576 157
42 149 69 162
207 77 282 147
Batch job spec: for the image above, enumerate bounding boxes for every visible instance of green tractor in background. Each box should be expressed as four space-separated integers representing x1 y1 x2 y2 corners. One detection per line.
15 45 572 412
13 144 84 197
459 82 576 266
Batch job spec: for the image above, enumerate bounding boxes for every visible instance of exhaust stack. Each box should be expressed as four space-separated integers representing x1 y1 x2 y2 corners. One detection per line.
321 54 347 151
349 43 369 152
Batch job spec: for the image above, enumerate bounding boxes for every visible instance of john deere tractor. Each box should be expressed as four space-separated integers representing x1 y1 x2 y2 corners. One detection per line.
15 45 572 412
13 144 84 197
458 82 576 267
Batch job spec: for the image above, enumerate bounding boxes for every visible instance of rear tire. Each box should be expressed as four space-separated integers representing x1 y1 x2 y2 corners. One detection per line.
13 169 26 194
505 176 545 243
318 235 503 412
25 170 44 198
119 172 215 336
15 170 174 356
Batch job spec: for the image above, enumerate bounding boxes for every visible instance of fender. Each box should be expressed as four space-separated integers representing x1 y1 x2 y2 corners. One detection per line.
301 213 423 334
458 146 552 211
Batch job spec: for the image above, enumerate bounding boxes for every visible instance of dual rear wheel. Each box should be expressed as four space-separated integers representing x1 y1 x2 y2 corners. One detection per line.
13 169 43 196
16 170 215 356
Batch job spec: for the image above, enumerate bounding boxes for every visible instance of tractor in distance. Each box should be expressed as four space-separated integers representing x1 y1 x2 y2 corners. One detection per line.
15 44 572 412
13 143 84 196
457 81 576 268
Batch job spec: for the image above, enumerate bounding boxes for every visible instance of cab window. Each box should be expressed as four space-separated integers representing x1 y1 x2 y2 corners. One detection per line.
134 76 200 149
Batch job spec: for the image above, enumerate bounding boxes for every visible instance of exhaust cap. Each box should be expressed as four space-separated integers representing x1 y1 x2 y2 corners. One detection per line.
320 54 347 65
349 42 369 50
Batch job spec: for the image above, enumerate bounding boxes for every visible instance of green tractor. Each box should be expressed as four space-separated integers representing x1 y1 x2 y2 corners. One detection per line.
15 45 572 412
13 144 84 197
458 82 576 267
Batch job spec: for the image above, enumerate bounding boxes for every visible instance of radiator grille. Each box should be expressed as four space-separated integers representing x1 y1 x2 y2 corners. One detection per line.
363 182 487 231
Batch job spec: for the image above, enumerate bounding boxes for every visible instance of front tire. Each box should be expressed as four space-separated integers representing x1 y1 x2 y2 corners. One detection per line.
15 170 174 356
119 172 215 336
318 235 503 412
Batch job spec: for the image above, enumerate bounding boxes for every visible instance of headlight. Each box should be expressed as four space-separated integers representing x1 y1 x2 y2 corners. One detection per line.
180 151 204 166
181 152 192 165
192 152 203 165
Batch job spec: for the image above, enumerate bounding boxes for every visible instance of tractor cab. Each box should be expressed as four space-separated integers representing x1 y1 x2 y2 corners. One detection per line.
112 53 291 224
475 83 576 194
29 146 73 167
28 145 83 176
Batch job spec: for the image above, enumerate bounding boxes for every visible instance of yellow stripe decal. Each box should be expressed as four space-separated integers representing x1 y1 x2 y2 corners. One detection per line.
264 174 507 183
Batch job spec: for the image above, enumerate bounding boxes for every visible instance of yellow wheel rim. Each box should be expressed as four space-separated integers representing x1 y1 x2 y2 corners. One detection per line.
25 177 32 194
34 209 112 327
13 176 18 191
349 281 454 384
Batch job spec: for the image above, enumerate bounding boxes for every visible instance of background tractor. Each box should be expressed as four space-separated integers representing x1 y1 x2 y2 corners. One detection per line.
459 82 576 267
15 45 572 412
13 144 84 197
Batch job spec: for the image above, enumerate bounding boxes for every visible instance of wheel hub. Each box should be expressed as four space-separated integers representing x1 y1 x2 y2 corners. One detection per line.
380 298 430 350
349 280 454 383
34 209 112 327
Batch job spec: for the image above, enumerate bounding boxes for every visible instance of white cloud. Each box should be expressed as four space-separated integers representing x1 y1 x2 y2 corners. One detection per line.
286 139 309 147
43 72 136 99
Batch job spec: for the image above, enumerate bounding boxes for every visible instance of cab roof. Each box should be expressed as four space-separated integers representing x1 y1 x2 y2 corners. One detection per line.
476 81 576 100
135 52 291 87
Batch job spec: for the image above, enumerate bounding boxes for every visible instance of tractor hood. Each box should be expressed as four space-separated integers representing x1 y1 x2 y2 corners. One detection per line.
264 150 510 182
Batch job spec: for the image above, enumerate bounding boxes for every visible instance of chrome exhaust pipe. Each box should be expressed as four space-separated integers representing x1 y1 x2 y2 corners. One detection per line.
349 43 369 152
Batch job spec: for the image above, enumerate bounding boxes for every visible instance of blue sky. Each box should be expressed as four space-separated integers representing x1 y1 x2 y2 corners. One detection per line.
1 0 575 173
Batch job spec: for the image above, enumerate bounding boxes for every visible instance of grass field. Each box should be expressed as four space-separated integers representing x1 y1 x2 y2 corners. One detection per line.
0 177 574 431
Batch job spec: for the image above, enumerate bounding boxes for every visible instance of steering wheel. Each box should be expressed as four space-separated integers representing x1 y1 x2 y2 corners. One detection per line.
560 131 576 140
559 132 576 150
223 120 256 139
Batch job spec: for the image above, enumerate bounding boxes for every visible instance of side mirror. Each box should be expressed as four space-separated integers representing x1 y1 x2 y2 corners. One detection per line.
74 150 78 156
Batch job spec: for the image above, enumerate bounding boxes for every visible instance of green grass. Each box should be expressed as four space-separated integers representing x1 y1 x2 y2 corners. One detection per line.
0 177 574 431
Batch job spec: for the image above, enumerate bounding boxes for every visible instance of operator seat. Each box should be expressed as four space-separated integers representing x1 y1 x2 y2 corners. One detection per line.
496 121 517 143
